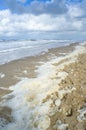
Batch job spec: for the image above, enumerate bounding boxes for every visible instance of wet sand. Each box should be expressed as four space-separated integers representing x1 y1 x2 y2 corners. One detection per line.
0 43 78 85
0 42 86 130
0 43 77 96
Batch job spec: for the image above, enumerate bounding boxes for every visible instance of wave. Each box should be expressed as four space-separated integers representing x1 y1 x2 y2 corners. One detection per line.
0 46 34 54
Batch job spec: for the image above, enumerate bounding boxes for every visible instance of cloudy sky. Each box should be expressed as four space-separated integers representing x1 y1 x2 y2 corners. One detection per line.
0 0 86 40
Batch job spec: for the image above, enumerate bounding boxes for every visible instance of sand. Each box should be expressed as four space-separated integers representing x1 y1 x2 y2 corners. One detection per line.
47 53 86 130
0 42 86 130
0 43 77 98
0 43 77 85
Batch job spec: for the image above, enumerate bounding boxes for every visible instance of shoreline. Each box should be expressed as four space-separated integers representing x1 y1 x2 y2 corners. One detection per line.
0 42 79 87
0 42 86 130
0 43 78 101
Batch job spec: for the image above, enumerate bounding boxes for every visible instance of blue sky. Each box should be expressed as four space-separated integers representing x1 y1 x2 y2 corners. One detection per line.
0 0 86 40
0 0 51 9
0 0 82 8
0 0 82 11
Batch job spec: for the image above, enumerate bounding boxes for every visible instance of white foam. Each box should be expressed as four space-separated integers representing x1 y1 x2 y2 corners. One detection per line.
0 73 5 78
54 120 68 130
23 70 28 74
0 87 9 90
59 53 67 55
0 46 33 54
79 42 86 46
55 99 61 107
0 44 86 130
77 104 86 122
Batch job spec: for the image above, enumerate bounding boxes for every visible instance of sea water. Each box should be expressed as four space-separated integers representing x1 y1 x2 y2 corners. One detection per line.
0 39 71 65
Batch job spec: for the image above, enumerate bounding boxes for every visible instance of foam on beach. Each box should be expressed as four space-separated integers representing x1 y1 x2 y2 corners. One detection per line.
0 73 5 78
0 43 86 130
77 104 86 122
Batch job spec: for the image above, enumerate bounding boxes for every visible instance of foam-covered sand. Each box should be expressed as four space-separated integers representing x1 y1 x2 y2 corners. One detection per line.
0 43 76 101
0 43 86 130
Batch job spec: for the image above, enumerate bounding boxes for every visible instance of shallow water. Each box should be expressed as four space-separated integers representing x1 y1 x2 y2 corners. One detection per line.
0 40 71 65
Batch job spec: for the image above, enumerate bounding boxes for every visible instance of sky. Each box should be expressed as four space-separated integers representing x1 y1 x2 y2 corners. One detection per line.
0 0 86 40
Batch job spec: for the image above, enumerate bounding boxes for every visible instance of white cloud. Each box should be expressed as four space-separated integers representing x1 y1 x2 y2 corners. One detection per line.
68 5 83 18
0 6 86 40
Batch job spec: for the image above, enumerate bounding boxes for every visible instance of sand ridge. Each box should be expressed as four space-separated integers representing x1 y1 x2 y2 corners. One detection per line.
47 53 86 130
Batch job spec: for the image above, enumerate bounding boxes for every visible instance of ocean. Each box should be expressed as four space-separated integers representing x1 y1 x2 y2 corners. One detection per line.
0 39 71 64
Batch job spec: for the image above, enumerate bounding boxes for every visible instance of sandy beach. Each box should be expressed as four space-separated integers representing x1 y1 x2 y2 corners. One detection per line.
47 52 86 130
0 0 86 129
0 43 77 97
0 42 86 130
